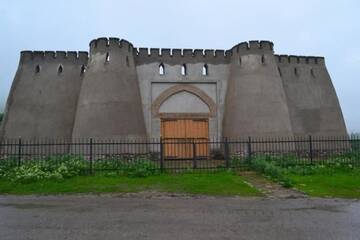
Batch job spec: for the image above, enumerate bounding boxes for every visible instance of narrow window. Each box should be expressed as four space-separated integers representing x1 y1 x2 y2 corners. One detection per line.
294 67 298 76
278 67 282 77
35 65 40 73
159 63 165 75
80 65 86 75
181 64 187 76
310 68 315 78
239 57 242 66
126 56 130 67
105 52 110 62
202 64 208 76
58 65 63 74
261 55 265 64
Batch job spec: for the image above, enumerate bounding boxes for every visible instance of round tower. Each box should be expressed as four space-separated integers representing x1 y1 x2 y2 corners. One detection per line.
223 41 293 138
71 37 147 139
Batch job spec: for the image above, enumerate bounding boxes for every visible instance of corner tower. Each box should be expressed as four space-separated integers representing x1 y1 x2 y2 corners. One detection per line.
71 38 147 139
0 51 87 139
223 41 293 137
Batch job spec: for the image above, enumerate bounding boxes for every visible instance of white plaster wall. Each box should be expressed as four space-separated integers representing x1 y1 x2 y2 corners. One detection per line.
136 62 229 138
159 91 210 113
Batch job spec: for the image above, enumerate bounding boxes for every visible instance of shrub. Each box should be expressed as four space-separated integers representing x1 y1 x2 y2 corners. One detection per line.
248 156 294 188
0 155 87 183
94 157 160 177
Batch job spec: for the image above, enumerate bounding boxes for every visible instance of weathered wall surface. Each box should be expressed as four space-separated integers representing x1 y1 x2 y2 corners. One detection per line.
71 38 147 139
223 41 293 138
277 55 347 136
0 51 87 139
135 48 229 138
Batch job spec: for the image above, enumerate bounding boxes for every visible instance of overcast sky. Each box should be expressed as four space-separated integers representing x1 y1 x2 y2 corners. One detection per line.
0 0 359 132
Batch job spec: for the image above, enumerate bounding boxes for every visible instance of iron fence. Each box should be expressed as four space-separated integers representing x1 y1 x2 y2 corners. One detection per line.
0 135 359 173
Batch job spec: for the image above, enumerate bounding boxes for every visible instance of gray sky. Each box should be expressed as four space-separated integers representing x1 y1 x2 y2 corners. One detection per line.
0 0 359 132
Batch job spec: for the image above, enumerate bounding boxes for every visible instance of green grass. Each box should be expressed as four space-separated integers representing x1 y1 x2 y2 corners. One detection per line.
0 171 262 196
288 169 360 198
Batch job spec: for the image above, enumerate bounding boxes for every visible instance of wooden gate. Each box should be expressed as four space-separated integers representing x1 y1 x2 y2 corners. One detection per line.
161 119 209 159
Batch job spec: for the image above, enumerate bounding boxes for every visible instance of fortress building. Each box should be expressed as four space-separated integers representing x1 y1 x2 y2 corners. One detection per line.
0 37 347 143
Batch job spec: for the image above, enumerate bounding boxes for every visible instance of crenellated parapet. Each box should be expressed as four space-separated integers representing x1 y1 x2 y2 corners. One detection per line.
89 37 134 54
135 47 229 65
274 54 325 65
20 50 88 64
229 40 274 56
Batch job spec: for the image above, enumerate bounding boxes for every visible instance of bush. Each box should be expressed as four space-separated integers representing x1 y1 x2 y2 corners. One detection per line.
94 157 160 177
0 155 87 183
248 156 294 188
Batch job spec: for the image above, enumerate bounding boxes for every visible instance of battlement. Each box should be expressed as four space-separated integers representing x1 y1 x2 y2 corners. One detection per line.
89 37 134 53
230 40 274 56
134 47 230 65
135 47 228 58
275 54 325 65
20 50 88 63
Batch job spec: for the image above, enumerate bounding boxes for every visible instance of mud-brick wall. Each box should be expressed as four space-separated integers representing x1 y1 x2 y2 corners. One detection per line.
0 51 87 139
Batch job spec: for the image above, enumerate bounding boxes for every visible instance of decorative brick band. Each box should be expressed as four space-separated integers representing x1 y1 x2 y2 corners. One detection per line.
152 84 217 118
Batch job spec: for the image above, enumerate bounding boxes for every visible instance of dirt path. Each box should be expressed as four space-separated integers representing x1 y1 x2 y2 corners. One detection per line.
239 171 307 199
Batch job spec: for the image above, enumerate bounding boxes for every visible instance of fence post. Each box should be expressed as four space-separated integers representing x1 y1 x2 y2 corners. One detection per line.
309 135 313 165
17 138 22 167
224 138 230 168
160 137 164 172
192 142 197 169
247 136 252 163
89 138 93 174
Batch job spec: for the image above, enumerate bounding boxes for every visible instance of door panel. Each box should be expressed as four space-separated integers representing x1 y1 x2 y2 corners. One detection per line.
161 119 209 159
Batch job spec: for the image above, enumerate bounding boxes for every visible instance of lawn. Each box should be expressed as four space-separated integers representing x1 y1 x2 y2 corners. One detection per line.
246 154 360 198
288 170 360 198
0 172 262 196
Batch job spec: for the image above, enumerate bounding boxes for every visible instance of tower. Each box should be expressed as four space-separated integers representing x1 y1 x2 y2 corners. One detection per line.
223 41 293 138
71 38 147 139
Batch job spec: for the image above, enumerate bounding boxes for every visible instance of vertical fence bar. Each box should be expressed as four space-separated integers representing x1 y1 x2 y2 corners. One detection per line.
224 137 230 169
17 138 22 167
160 137 164 172
247 136 252 163
89 138 93 174
192 142 197 169
309 135 313 165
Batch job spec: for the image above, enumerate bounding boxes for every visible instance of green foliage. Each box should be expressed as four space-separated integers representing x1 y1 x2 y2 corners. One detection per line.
0 155 87 183
0 155 160 183
94 157 160 177
248 156 294 188
0 112 3 123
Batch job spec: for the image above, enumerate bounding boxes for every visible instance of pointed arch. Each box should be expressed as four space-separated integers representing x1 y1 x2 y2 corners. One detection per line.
35 65 40 73
159 63 165 75
202 64 208 76
80 65 86 75
294 67 299 76
58 65 63 74
181 64 187 75
152 84 216 117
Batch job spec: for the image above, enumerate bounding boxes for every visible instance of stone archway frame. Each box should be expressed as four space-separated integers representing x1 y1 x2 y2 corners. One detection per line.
152 84 217 118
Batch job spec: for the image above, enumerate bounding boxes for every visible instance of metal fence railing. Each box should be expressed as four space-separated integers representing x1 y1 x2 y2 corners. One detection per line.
0 135 359 173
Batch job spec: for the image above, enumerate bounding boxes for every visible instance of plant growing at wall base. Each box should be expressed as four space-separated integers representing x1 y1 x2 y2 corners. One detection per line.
248 155 294 188
0 155 87 183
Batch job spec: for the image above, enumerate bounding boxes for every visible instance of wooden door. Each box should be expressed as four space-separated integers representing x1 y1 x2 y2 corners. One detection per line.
161 119 209 159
